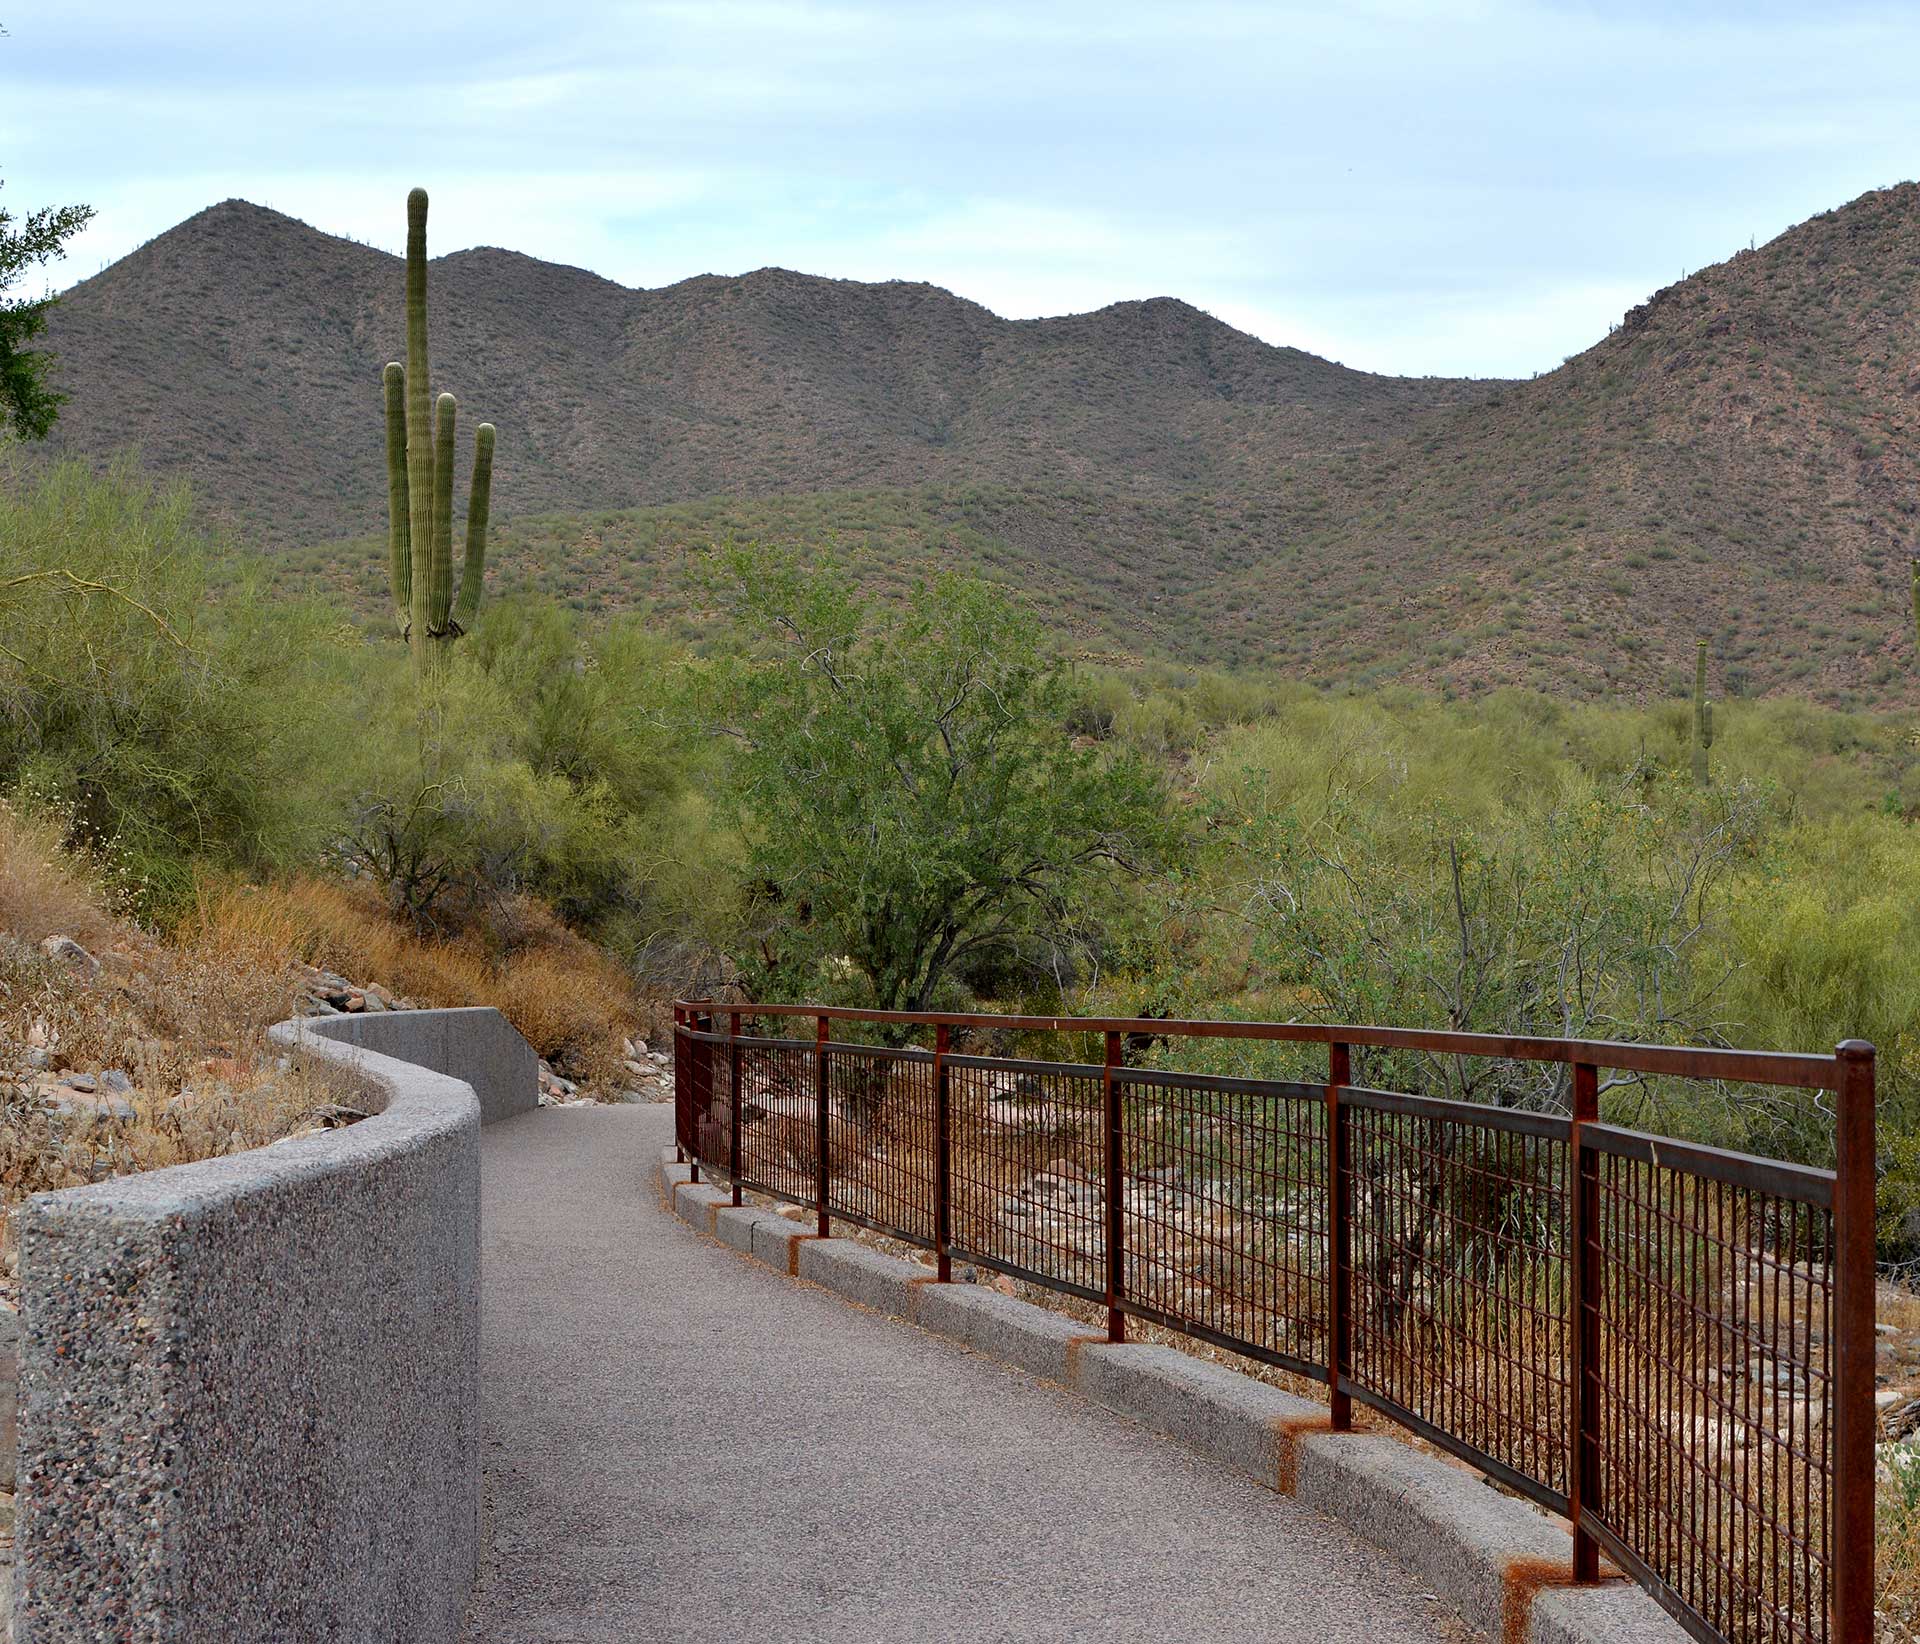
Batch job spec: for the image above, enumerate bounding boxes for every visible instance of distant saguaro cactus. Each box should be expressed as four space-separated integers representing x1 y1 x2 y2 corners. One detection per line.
1691 637 1715 788
382 187 495 672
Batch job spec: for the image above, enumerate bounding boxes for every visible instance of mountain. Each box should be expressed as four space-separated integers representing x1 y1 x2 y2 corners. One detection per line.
31 185 1920 705
35 200 1483 543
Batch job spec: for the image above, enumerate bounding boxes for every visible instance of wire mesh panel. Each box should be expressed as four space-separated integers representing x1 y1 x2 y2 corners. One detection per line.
823 1044 938 1246
1343 1090 1573 1502
1118 1069 1330 1376
720 1036 818 1206
666 998 1871 1644
672 1016 693 1156
1587 1129 1837 1644
947 1055 1108 1297
680 1022 724 1175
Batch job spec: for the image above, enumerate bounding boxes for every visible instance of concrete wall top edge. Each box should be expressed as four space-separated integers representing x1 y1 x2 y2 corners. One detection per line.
15 1014 487 1230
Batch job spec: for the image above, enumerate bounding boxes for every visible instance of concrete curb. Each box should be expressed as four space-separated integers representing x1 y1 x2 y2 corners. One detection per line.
656 1147 1685 1644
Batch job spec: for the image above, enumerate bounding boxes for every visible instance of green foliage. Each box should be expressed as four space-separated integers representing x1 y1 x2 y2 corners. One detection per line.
1693 637 1715 787
382 187 494 670
700 548 1178 1027
332 598 707 942
0 458 324 914
0 179 94 440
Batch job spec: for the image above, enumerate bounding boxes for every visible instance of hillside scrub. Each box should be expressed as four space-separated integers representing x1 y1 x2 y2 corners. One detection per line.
1055 677 1920 1219
0 803 327 1277
0 457 327 917
4 456 1920 1226
184 877 653 1085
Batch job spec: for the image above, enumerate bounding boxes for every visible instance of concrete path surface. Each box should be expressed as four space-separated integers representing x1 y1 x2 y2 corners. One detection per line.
466 1105 1473 1644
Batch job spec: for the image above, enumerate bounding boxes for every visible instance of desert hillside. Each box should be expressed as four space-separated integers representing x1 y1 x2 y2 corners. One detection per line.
35 184 1920 704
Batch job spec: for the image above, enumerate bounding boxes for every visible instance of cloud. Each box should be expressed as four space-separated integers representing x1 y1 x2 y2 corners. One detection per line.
13 0 1920 376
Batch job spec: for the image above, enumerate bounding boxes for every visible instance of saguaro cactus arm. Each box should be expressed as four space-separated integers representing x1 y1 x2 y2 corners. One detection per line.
452 421 495 636
428 392 458 635
383 362 411 633
403 188 436 651
1692 637 1714 787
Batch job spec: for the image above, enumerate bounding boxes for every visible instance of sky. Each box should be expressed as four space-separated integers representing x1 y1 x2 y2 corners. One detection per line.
6 1 1919 379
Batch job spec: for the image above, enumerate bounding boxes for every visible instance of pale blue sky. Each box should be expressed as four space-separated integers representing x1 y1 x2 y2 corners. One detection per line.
7 1 1918 377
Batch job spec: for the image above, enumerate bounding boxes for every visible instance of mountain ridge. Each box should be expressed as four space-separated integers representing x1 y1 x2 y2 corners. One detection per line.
29 184 1920 705
37 198 1487 541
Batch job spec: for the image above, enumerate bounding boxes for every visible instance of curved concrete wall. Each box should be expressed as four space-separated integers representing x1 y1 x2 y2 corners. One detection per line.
11 1007 537 1643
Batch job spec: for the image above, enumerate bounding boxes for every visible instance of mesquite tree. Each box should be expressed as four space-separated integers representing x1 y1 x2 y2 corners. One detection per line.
382 187 494 674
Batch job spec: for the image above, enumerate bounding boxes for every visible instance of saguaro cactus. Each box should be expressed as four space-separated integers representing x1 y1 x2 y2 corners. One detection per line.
382 187 495 672
1692 637 1715 788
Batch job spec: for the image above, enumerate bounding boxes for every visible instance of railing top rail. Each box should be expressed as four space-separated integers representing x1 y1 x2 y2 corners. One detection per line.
673 1000 1863 1091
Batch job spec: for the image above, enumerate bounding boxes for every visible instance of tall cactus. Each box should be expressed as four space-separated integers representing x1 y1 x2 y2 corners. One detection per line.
1692 637 1715 788
382 187 495 672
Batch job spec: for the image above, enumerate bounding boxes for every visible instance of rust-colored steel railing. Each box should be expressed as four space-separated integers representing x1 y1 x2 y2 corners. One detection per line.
671 1002 1876 1644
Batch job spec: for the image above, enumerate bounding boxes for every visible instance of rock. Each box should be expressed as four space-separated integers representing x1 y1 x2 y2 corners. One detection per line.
47 1091 134 1123
100 1070 133 1095
622 1038 638 1059
38 935 99 974
23 1049 48 1072
296 1103 371 1130
623 1059 648 1078
60 1073 97 1095
360 989 387 1012
303 997 342 1017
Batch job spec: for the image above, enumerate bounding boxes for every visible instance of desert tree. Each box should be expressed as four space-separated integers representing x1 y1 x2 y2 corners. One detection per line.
0 177 94 440
703 549 1178 1032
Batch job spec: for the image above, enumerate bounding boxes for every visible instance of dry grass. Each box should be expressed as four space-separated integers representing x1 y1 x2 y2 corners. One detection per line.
0 800 125 952
0 810 330 1279
183 876 646 1084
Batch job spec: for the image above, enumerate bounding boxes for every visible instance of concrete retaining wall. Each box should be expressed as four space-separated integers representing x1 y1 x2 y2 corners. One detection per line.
659 1149 1688 1644
11 1007 536 1643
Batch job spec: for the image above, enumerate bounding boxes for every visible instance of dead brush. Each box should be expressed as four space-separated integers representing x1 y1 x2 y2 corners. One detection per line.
184 876 647 1089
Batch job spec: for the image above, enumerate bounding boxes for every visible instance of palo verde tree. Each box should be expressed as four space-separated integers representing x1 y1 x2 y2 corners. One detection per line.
0 177 94 441
704 550 1178 1032
382 187 494 675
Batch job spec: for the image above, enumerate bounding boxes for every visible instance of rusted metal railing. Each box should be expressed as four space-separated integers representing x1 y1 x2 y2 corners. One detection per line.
670 1002 1876 1644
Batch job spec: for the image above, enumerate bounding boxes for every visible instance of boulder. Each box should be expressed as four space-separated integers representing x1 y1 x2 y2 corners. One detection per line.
38 935 99 975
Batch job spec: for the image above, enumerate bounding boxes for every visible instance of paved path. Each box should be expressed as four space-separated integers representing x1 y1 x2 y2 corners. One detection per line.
466 1106 1471 1643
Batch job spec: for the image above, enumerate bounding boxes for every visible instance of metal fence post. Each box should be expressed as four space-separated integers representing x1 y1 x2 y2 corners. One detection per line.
1104 1029 1126 1343
728 1009 743 1208
814 1014 831 1239
1833 1040 1876 1642
672 1005 686 1163
1569 1060 1601 1585
934 1023 953 1282
1327 1041 1351 1429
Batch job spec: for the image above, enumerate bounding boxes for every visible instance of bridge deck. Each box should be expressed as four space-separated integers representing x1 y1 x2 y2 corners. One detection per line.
467 1104 1473 1643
